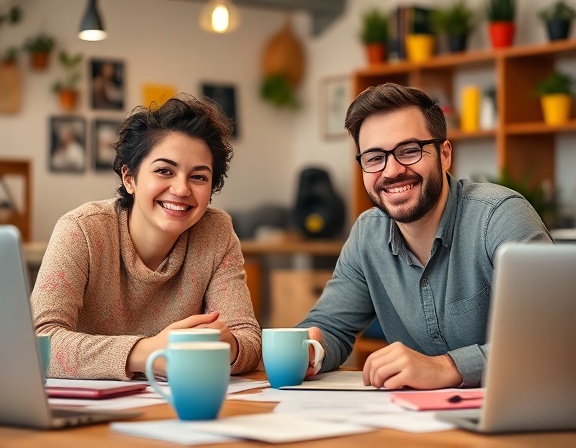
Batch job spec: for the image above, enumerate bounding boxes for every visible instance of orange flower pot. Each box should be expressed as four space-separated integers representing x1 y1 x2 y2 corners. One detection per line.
489 22 515 49
365 43 386 66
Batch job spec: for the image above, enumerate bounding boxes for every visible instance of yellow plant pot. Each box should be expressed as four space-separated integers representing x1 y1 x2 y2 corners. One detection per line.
541 94 572 125
405 34 436 62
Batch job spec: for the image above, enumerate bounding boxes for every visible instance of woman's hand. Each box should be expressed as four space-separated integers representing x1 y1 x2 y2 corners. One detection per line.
126 312 220 377
202 318 239 365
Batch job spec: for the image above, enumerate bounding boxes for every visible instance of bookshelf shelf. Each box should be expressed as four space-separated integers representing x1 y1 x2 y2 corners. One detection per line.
351 40 576 218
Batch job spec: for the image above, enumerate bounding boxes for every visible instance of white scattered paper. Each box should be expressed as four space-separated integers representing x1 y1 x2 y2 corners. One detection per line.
165 413 373 443
346 411 456 432
111 419 238 445
280 370 384 390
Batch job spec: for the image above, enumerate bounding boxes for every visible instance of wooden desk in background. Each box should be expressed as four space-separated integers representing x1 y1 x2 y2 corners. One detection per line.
240 235 345 324
1 371 575 447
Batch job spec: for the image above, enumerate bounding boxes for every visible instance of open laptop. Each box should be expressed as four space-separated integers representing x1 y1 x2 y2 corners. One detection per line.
0 225 141 429
437 243 576 433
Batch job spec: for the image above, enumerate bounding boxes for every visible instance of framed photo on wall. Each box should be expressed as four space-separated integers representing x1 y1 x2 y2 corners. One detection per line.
93 119 121 171
201 82 239 138
90 58 125 110
321 75 350 140
49 116 87 173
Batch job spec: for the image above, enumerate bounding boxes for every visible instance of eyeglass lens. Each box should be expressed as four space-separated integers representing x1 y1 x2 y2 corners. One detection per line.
360 141 424 172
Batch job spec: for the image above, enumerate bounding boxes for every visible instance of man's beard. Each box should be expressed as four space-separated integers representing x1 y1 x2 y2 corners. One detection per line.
368 164 444 223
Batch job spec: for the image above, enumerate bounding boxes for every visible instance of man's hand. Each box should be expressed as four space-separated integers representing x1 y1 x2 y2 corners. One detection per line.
304 326 324 378
362 341 463 389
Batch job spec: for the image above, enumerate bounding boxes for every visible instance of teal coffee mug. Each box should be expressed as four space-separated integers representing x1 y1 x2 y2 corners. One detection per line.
146 341 230 421
36 334 51 381
262 328 322 389
168 328 220 344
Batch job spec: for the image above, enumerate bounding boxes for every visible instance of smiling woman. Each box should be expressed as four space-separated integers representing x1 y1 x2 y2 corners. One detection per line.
30 94 262 381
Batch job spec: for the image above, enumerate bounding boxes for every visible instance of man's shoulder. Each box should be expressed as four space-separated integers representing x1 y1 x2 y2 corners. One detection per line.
456 178 523 204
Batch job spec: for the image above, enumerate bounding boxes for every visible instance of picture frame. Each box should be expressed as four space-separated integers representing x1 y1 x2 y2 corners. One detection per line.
89 58 125 110
201 82 239 138
321 75 350 140
93 119 122 171
48 116 87 173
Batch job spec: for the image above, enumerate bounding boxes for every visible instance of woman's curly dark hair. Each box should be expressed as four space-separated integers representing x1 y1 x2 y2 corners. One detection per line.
113 93 234 209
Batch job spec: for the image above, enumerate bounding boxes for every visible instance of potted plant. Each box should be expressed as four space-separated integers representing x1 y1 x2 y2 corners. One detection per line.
260 73 300 110
405 7 436 62
534 70 575 125
23 32 55 70
52 50 83 111
485 0 516 48
538 1 576 41
1 47 19 66
359 8 388 65
430 0 476 53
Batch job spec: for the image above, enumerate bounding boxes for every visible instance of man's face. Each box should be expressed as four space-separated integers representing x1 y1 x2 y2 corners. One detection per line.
358 107 451 223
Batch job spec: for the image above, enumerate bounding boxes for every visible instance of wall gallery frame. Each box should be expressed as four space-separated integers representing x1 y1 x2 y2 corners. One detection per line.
93 119 121 171
201 82 239 138
321 75 350 140
48 116 87 173
90 58 125 110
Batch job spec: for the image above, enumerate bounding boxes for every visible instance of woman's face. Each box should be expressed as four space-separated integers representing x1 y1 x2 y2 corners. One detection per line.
122 132 213 241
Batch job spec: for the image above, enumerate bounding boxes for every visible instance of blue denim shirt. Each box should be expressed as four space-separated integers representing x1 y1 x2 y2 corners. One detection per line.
298 175 552 387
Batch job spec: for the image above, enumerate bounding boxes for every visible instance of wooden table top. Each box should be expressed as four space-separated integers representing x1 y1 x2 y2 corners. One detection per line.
1 371 575 447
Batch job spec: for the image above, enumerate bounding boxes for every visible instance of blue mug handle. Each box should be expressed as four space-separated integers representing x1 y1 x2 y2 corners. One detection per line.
145 349 172 405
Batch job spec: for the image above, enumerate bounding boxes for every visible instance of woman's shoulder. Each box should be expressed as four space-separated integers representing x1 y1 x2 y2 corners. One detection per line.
59 199 120 226
198 207 233 226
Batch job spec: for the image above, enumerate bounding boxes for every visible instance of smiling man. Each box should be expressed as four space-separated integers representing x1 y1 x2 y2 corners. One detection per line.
298 83 552 389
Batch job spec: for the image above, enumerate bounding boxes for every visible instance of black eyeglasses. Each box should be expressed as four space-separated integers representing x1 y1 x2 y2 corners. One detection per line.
355 138 444 173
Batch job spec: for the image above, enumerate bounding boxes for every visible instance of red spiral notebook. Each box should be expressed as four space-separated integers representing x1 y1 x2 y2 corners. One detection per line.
45 379 148 400
391 389 484 411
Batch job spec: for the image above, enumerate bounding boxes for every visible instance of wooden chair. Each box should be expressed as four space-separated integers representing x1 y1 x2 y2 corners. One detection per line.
0 159 31 241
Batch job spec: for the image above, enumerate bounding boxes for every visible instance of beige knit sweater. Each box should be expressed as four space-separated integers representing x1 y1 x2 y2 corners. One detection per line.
31 199 261 380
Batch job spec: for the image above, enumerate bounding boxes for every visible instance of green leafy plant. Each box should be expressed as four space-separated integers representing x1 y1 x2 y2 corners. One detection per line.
0 5 22 27
534 71 575 96
52 51 83 92
23 32 55 54
485 0 516 22
260 74 300 110
487 168 558 227
359 8 388 44
431 0 476 35
538 1 576 22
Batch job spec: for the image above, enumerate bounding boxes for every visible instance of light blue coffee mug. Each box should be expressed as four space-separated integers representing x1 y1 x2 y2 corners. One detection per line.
146 341 230 421
168 328 220 344
262 328 322 389
36 334 51 381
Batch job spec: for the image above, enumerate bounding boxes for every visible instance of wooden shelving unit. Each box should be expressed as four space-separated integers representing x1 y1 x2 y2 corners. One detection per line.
351 39 576 218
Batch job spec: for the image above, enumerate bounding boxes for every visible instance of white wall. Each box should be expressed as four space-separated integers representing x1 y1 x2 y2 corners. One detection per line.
1 0 575 241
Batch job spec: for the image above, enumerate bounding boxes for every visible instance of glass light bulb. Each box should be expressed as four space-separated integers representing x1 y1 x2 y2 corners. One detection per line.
212 5 230 33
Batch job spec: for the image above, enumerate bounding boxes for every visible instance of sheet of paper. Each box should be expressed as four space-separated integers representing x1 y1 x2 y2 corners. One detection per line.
49 396 164 411
346 411 456 433
280 370 385 390
46 378 146 389
111 420 238 445
173 413 374 443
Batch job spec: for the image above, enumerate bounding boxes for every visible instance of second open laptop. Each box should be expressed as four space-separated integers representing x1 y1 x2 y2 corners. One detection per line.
437 243 576 433
0 225 141 429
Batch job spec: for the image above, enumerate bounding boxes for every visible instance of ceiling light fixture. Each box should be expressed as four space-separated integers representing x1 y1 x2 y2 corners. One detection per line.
79 0 107 41
199 0 240 34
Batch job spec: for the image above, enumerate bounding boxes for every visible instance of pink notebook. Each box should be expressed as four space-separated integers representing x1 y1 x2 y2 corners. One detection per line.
391 389 484 411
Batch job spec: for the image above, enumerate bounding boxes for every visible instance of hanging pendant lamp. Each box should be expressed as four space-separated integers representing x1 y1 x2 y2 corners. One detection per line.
199 0 240 34
79 0 107 41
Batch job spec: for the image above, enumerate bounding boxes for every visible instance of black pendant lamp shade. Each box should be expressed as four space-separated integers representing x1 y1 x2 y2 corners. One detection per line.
79 0 107 41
